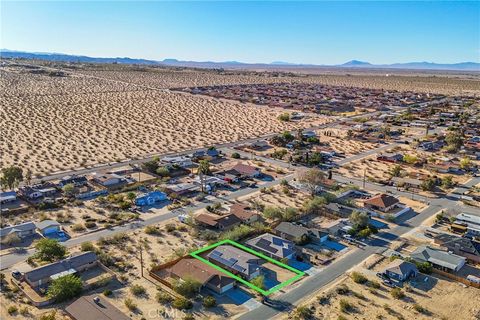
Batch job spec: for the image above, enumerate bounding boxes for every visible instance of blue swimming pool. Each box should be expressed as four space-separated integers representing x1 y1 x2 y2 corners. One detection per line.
323 240 347 251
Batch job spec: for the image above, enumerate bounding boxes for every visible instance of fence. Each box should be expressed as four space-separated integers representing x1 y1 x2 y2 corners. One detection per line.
433 268 480 288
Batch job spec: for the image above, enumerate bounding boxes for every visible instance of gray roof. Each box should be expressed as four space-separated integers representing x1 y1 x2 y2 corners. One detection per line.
385 259 418 277
246 233 295 259
410 246 465 270
24 251 97 282
275 222 309 238
434 233 480 256
0 221 36 237
35 220 60 231
207 245 261 277
275 222 328 240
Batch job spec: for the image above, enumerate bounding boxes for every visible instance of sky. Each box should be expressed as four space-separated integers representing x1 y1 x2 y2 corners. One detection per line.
1 1 479 64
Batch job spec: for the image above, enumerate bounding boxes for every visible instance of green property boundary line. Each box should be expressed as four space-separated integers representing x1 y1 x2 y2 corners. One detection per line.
189 239 305 296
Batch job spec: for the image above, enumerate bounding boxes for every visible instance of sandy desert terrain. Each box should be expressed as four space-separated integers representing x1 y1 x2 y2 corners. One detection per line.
1 64 331 176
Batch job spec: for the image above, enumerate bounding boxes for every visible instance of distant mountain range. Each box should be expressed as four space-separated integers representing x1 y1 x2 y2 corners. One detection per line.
1 49 479 71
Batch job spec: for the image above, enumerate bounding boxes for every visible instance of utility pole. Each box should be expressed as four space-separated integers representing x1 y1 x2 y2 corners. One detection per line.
139 240 144 277
363 168 366 189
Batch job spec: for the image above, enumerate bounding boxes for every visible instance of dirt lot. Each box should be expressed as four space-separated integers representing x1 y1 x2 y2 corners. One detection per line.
289 256 480 320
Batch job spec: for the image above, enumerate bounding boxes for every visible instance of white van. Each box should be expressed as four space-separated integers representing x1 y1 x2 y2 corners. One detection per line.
467 275 480 284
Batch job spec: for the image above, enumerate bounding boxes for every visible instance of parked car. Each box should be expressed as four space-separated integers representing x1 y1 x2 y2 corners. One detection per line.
11 270 22 279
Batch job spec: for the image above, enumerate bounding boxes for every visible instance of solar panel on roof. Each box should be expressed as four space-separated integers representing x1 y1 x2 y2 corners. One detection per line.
256 238 277 253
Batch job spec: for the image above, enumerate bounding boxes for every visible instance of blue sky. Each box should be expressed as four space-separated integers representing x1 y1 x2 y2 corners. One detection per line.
1 1 479 64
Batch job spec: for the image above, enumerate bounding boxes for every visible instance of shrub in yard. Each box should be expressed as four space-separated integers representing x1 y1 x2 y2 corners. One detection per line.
7 305 18 315
84 221 96 229
172 297 193 310
125 298 137 311
165 224 176 233
130 284 146 296
202 295 216 308
183 314 195 320
336 284 350 295
413 303 428 314
231 152 241 159
35 238 67 262
71 224 86 232
103 289 112 296
351 272 367 284
80 241 95 252
145 225 161 235
173 277 201 297
339 299 354 313
38 311 56 320
390 287 405 299
156 291 173 304
295 305 313 319
367 280 381 289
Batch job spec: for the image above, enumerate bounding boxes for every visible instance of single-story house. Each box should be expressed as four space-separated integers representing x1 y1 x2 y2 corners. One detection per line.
18 186 43 200
455 213 480 230
383 259 418 281
207 245 262 280
0 221 36 240
425 162 460 174
363 194 399 213
192 148 219 159
58 175 88 188
36 220 61 236
302 130 317 139
164 182 200 195
229 203 261 224
410 245 466 273
246 233 296 260
65 294 130 320
228 163 261 179
195 213 242 230
249 140 269 150
90 173 127 188
135 191 168 206
325 203 355 218
0 191 17 204
434 233 480 264
160 156 194 168
24 251 98 288
391 177 423 190
275 222 328 244
377 153 403 163
168 258 235 294
322 219 351 236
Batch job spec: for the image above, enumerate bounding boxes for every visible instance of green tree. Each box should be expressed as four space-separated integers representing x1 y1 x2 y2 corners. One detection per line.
421 178 436 191
142 157 159 173
278 113 291 122
349 211 369 230
251 275 265 289
460 157 472 170
441 176 454 189
172 297 193 310
156 166 170 177
297 168 325 196
403 154 418 165
445 131 463 151
47 274 82 302
62 183 75 197
202 295 217 308
0 166 23 190
197 160 211 175
126 192 136 202
35 238 67 262
173 277 201 298
390 165 402 177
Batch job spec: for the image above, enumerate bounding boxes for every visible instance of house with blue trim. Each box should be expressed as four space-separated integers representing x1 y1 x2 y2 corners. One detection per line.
135 191 168 206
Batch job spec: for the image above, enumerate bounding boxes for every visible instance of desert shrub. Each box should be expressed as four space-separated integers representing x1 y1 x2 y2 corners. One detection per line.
202 295 216 308
145 225 161 235
125 298 137 311
413 304 428 314
130 284 146 296
183 314 195 320
295 305 313 319
80 241 95 252
278 112 291 121
84 221 96 229
156 291 173 304
71 224 86 232
172 297 193 310
367 280 381 289
19 306 29 316
231 152 240 159
103 289 112 296
7 305 18 315
390 287 405 299
339 299 354 313
336 284 350 295
351 272 367 284
173 277 201 298
39 311 56 320
165 224 176 232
